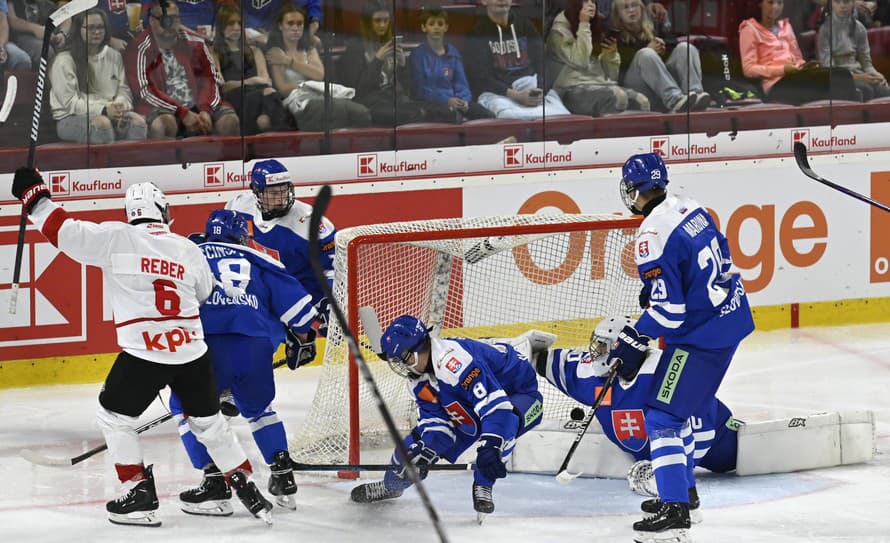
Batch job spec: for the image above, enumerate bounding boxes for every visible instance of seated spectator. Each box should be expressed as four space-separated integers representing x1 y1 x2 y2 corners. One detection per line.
597 0 669 27
547 0 650 116
464 0 571 120
49 9 147 143
8 0 67 68
337 0 426 126
854 0 881 28
877 0 890 26
266 3 371 130
126 1 239 138
96 0 143 52
740 0 859 104
212 4 294 134
157 0 216 41
818 0 890 100
240 0 322 48
409 5 495 123
611 0 709 112
0 0 31 70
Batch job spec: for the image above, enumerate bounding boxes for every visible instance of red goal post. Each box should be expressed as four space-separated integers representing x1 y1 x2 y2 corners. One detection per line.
288 213 643 474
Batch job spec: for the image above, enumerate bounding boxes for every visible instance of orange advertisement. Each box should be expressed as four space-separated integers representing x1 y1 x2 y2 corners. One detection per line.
871 171 890 283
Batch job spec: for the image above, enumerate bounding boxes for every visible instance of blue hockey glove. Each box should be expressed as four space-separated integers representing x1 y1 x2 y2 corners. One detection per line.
314 297 329 337
475 434 507 481
639 283 651 309
394 439 439 480
285 328 317 369
12 167 51 214
609 325 650 380
187 232 207 245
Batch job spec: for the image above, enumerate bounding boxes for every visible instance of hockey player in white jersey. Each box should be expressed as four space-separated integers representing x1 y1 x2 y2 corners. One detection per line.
606 153 755 543
11 168 274 527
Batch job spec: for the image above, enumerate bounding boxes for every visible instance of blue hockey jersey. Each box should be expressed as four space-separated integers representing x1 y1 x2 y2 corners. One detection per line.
634 195 754 348
544 347 735 465
410 337 540 455
226 193 335 308
199 241 317 340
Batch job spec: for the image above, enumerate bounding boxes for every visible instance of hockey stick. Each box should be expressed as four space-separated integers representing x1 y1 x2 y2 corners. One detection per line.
555 362 620 483
292 462 475 472
793 142 890 213
9 0 99 316
21 358 288 467
358 305 385 359
0 74 17 125
308 185 449 543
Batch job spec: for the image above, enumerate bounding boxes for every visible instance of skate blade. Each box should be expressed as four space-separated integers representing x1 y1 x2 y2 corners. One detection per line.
108 510 161 527
476 512 487 525
180 499 234 516
633 528 691 543
690 509 703 524
274 494 297 510
255 508 273 526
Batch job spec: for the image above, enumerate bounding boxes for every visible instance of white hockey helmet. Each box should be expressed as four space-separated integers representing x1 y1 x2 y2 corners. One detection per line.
589 315 636 374
125 182 170 224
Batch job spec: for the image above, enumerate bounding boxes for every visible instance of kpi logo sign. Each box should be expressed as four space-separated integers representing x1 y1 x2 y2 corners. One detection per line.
357 154 377 177
504 144 523 168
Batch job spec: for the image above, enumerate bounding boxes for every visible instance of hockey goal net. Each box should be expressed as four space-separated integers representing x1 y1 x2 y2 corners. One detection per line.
288 213 642 471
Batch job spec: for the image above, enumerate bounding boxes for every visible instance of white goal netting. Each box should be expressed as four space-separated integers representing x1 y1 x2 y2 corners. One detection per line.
288 213 641 469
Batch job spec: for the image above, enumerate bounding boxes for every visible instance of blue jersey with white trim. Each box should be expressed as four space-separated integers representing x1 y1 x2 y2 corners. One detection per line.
634 195 754 348
198 241 317 341
226 193 335 307
545 347 735 465
408 337 539 455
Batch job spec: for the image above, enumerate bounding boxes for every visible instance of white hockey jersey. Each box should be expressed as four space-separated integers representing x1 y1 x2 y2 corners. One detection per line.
28 200 215 364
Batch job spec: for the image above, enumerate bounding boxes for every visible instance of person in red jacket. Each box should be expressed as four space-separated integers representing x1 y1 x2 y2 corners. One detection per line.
126 1 239 138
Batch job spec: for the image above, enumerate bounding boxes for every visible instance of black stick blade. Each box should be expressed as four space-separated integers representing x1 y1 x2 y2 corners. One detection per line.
793 142 811 171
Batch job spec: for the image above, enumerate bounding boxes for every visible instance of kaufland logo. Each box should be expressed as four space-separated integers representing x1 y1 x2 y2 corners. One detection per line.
504 145 524 168
49 172 70 195
205 164 224 186
651 137 669 158
792 129 810 150
357 154 429 177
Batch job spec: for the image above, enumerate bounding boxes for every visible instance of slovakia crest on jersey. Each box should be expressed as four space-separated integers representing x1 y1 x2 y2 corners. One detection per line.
612 409 648 452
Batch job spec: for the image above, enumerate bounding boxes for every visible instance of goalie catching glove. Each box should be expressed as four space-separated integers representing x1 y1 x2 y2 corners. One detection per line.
608 325 651 381
285 328 316 369
12 167 51 214
475 434 507 481
393 440 439 480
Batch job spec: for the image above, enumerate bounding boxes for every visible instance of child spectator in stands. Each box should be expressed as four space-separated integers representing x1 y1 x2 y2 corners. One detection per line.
241 0 322 48
547 0 650 116
818 0 890 100
409 5 494 123
126 0 239 138
266 3 371 130
611 0 709 112
0 0 31 70
212 4 294 134
8 0 67 68
49 9 147 143
597 0 669 28
740 0 859 104
337 0 426 126
464 0 571 120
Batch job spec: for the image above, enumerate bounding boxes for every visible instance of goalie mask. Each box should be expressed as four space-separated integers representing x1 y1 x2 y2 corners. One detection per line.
620 153 668 214
250 159 295 220
381 315 431 378
205 209 249 245
589 315 636 376
125 182 170 224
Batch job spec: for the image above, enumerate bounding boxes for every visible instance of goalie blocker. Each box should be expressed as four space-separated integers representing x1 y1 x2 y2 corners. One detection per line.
509 410 875 481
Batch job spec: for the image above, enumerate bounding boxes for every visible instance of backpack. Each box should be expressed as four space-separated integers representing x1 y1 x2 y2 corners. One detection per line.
693 37 764 106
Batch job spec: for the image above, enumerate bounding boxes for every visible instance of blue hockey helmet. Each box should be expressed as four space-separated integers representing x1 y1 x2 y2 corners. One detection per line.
250 159 294 219
620 153 669 213
380 315 430 377
205 209 249 244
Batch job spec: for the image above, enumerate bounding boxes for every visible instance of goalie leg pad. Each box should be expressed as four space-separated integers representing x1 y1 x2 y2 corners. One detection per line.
188 413 249 475
735 410 875 476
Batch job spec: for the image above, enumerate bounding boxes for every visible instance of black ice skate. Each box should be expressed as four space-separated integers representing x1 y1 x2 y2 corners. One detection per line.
640 486 702 524
350 480 403 503
180 463 233 517
229 471 273 525
106 465 161 527
472 482 494 525
633 501 692 543
268 450 298 510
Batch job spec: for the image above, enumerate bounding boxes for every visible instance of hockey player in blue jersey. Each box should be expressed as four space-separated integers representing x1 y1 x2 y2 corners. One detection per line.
534 316 740 523
170 209 320 516
350 315 544 522
226 159 334 337
605 153 754 543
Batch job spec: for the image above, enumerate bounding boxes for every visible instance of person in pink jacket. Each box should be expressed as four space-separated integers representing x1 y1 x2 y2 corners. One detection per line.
739 0 857 104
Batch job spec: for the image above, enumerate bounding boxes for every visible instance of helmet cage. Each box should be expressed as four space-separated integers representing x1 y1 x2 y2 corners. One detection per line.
386 344 425 378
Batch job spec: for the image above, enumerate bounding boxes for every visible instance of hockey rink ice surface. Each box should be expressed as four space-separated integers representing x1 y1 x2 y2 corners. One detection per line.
2 322 889 543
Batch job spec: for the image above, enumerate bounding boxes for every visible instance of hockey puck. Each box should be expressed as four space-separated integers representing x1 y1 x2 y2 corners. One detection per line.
570 407 586 421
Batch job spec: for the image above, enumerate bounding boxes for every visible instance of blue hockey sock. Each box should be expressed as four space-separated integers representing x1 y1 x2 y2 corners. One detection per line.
647 410 689 503
175 415 213 470
248 413 288 465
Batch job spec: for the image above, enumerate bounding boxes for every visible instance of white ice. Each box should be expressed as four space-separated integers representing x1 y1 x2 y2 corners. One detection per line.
2 322 889 542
